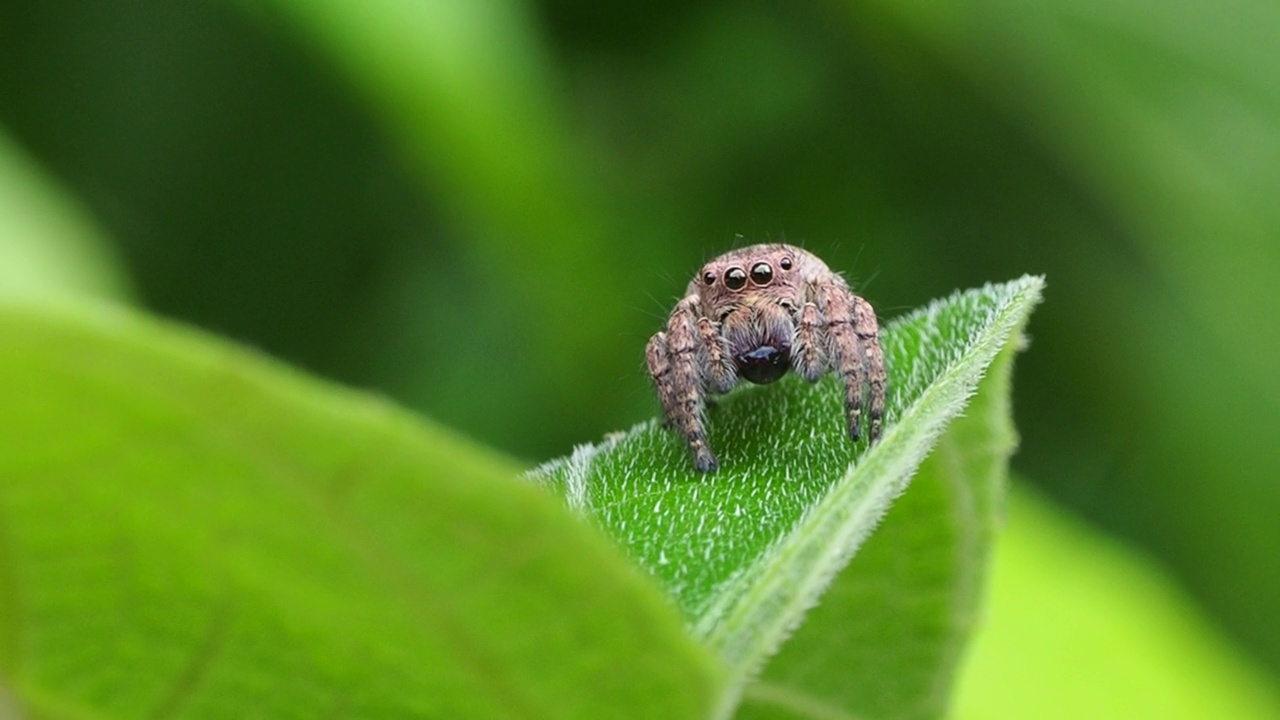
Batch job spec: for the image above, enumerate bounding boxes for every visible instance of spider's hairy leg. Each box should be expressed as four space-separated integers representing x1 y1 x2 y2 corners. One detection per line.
646 298 718 472
791 301 826 382
816 281 870 443
851 292 886 441
697 316 737 393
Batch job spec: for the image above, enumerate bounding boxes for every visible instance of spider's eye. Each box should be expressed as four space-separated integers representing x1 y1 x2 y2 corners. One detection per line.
780 256 793 270
724 267 748 290
750 262 773 285
703 271 717 286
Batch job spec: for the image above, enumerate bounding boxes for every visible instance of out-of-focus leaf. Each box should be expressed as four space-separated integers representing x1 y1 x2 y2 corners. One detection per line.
0 129 131 303
0 301 724 719
532 277 1043 713
952 486 1280 720
233 0 616 335
233 0 633 455
852 0 1280 670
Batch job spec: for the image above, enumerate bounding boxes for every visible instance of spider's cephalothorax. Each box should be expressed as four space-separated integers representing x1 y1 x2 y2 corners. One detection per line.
646 244 886 472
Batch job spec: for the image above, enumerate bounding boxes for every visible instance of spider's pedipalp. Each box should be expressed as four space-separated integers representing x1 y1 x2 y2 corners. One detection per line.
697 316 737 394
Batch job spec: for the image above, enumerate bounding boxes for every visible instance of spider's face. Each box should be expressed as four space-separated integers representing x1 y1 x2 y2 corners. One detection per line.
691 244 809 318
688 244 827 384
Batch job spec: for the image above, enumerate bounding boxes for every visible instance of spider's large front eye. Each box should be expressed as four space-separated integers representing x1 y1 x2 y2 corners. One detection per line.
703 271 717 286
750 262 773 285
725 267 748 290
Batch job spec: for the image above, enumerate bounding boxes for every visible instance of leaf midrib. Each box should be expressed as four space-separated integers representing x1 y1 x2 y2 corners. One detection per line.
698 279 1041 676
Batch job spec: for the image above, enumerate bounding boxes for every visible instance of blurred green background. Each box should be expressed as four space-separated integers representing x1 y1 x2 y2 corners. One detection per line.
2 0 1278 710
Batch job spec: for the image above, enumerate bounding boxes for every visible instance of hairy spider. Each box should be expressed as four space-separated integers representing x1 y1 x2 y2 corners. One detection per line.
646 244 886 472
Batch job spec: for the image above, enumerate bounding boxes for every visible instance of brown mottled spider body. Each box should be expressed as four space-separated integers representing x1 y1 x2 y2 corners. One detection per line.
646 244 886 472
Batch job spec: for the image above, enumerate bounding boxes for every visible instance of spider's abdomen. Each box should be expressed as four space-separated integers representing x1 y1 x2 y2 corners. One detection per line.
735 344 790 384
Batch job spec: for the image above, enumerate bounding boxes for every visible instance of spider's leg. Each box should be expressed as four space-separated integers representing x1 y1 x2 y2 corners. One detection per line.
851 292 886 441
816 282 870 443
647 298 718 472
791 301 826 382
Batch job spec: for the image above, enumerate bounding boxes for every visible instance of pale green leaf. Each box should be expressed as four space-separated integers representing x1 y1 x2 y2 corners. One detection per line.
0 129 132 304
0 300 724 719
952 486 1280 720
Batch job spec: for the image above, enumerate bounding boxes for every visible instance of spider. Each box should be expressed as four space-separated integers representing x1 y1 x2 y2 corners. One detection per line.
646 244 886 472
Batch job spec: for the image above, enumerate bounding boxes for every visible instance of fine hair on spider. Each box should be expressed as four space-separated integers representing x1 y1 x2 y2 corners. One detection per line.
646 243 886 472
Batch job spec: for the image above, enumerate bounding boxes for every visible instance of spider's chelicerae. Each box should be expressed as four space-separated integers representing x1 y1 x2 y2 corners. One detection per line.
646 244 886 472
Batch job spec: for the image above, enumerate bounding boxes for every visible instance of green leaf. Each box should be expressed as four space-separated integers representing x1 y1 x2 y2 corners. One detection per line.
237 0 633 451
863 0 1280 392
0 301 724 719
240 0 618 341
531 276 1043 710
952 486 1280 720
0 129 132 304
854 0 1280 667
735 296 1024 720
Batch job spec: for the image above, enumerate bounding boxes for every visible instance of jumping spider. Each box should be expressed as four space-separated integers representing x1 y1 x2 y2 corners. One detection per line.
646 244 886 472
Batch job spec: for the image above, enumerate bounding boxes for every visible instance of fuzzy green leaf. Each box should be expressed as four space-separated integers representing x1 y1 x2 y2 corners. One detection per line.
531 276 1043 711
736 306 1024 720
0 301 724 719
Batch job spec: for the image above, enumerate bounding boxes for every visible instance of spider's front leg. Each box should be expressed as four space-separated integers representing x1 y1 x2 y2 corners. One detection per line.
853 292 886 440
815 281 886 443
646 297 723 472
